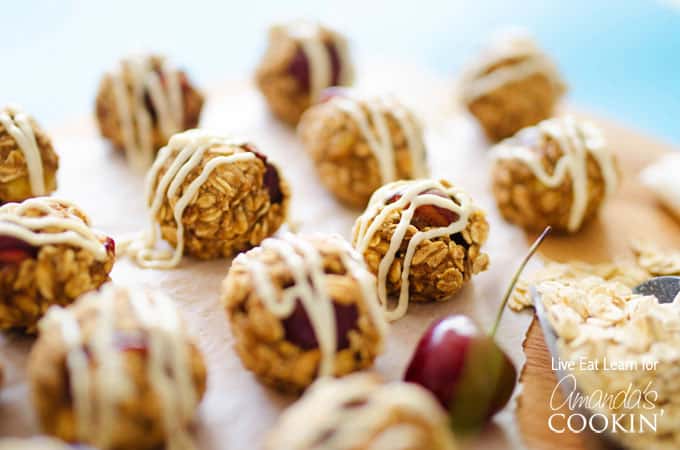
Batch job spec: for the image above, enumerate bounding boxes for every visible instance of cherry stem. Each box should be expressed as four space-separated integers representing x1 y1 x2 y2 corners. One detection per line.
489 226 552 338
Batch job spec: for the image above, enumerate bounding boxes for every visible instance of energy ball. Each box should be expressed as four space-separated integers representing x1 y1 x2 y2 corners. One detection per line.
266 373 457 450
95 54 204 169
0 105 59 202
256 21 354 125
352 179 490 321
0 197 115 332
298 89 428 208
461 30 566 141
221 233 387 393
28 283 207 450
122 129 290 269
0 438 88 450
491 115 619 233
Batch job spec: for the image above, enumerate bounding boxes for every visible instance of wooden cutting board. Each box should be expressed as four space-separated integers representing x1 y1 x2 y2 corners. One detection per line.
0 64 678 450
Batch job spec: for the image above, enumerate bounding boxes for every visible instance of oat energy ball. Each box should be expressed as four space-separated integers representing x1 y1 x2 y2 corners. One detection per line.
122 129 289 269
222 233 387 393
28 283 207 450
256 21 354 125
491 115 618 233
0 105 59 202
95 54 204 169
266 373 457 450
298 90 429 208
461 30 566 141
0 197 115 332
352 179 489 321
0 438 88 450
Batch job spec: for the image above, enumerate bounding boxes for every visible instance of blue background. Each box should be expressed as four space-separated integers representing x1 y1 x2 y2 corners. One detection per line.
2 0 678 144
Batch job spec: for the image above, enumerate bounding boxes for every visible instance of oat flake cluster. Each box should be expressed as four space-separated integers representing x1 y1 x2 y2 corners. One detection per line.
221 233 387 392
299 90 428 208
491 115 618 233
29 284 207 450
0 105 59 203
266 373 458 450
461 29 566 141
121 129 289 269
353 179 489 321
0 197 114 332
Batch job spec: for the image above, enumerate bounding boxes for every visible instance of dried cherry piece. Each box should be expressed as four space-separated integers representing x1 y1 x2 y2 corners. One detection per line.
244 144 284 204
288 41 342 93
143 68 190 125
104 237 116 256
386 189 460 229
283 299 359 350
0 235 38 265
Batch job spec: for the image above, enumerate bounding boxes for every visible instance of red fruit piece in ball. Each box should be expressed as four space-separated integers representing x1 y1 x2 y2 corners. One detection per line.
386 189 460 229
0 235 39 265
283 300 358 350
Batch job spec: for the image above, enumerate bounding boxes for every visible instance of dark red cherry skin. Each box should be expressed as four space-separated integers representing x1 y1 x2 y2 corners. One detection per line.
0 235 39 265
283 299 359 350
288 42 342 93
243 144 284 204
404 315 517 433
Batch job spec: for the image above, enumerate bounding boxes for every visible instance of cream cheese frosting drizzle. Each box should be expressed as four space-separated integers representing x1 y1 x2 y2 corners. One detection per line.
353 179 474 321
274 375 455 450
233 233 386 376
39 284 198 450
0 106 47 195
110 55 184 169
492 115 618 232
279 21 353 101
462 31 565 102
121 129 255 269
330 94 428 183
0 197 108 260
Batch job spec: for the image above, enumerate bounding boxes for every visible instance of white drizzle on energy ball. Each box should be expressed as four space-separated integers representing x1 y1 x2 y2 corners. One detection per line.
276 20 353 101
0 105 47 196
492 115 618 232
328 93 428 183
267 374 457 450
0 197 108 260
461 29 565 103
232 232 387 376
353 179 475 321
121 129 256 269
109 55 185 169
39 284 199 450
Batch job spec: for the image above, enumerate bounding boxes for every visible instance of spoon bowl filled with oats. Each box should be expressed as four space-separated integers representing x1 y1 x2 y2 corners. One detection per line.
533 275 680 450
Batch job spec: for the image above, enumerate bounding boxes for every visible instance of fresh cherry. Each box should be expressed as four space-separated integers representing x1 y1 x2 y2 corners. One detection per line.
0 235 38 265
283 299 359 350
404 227 551 433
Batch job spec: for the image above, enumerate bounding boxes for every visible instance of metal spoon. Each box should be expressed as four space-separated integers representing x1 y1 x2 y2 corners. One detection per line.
532 276 680 448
